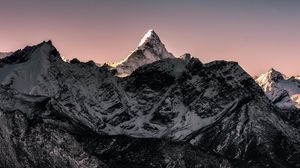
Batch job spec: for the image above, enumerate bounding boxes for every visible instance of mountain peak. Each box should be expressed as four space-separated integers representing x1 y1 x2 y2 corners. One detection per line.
267 68 285 81
0 41 63 94
268 67 279 73
112 30 175 76
138 29 161 47
256 68 285 84
255 68 300 109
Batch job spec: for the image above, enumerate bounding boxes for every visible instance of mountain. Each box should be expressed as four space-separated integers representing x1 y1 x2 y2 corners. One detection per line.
256 68 300 109
0 41 62 95
112 30 175 76
0 52 12 58
0 36 300 167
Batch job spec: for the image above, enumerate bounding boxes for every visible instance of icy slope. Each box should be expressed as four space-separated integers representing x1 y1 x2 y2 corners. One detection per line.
112 30 175 76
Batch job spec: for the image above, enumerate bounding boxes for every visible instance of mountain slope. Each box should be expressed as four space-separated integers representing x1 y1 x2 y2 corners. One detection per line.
0 41 62 95
0 39 300 167
0 84 232 168
112 30 175 76
0 85 108 168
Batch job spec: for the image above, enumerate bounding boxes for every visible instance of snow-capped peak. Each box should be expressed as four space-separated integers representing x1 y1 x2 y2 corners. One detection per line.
267 68 285 80
256 68 285 84
138 29 160 47
255 68 300 109
112 29 175 76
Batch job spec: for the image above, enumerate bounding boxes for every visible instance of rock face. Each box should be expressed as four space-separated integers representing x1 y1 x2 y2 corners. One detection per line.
112 30 175 76
0 37 300 167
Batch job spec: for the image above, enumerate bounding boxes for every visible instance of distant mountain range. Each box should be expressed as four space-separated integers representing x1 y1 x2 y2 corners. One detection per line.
0 31 299 168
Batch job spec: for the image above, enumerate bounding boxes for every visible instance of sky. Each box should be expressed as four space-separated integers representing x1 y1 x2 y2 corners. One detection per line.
0 0 300 76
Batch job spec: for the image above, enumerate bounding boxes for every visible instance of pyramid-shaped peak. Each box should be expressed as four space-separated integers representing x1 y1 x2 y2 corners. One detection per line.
268 68 280 73
113 29 175 76
256 68 285 83
138 29 161 46
269 68 285 80
267 68 284 78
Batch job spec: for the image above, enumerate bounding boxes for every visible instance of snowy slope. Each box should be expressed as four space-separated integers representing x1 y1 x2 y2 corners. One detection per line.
256 68 300 109
112 30 175 76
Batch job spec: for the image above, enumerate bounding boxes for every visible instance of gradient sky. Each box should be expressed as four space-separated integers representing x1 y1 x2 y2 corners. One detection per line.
0 0 300 76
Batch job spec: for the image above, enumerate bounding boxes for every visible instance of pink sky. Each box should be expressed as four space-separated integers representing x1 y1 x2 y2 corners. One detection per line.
1 0 300 76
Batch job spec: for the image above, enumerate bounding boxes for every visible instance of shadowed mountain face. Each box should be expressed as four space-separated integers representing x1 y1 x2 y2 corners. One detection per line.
0 33 300 168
